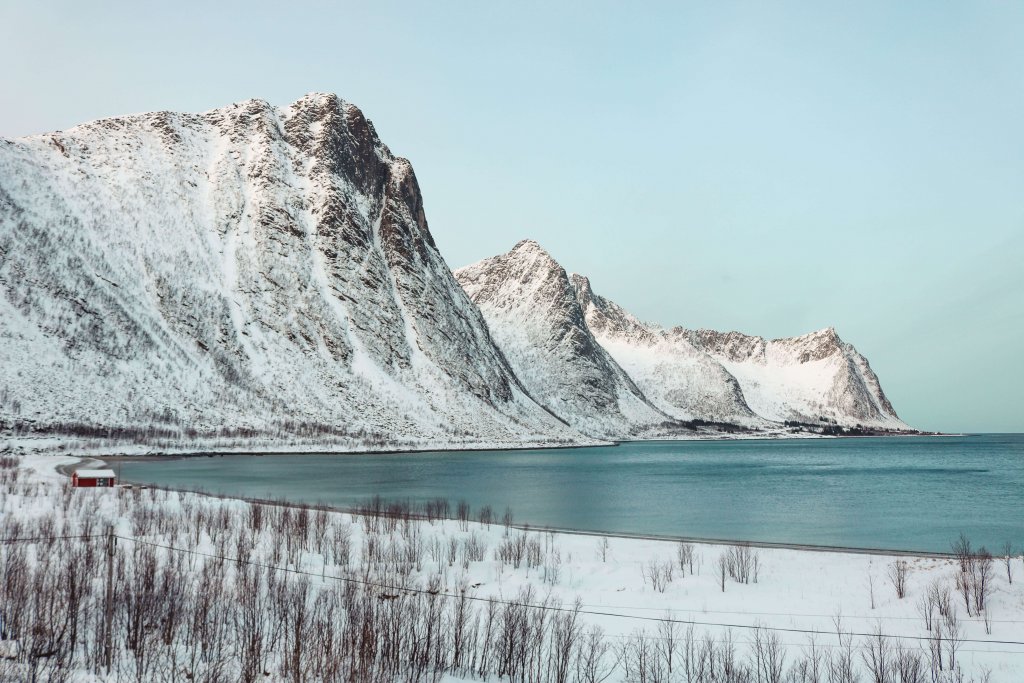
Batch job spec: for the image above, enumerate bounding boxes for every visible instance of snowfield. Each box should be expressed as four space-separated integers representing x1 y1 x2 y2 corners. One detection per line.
2 454 1020 682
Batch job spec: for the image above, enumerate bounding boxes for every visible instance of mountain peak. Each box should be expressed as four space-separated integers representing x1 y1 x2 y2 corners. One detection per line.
569 273 593 301
509 238 555 260
807 325 840 341
0 96 584 449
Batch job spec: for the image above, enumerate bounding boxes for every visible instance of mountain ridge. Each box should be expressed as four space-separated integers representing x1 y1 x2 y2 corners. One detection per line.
458 240 909 433
0 94 586 451
1 97 913 453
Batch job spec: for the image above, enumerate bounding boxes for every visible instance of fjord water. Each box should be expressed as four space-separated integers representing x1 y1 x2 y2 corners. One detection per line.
116 435 1023 553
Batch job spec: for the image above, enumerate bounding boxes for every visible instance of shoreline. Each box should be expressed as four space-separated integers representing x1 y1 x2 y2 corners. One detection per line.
20 452 1018 682
57 428 953 462
84 457 960 559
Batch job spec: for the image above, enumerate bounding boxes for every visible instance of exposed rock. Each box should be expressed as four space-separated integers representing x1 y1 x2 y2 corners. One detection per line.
0 95 583 449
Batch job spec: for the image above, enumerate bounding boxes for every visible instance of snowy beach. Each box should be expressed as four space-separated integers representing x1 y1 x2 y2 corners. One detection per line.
2 453 1020 681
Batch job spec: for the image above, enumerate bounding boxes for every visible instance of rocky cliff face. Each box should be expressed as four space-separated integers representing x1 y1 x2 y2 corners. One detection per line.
0 94 583 450
572 275 762 425
458 241 909 432
454 241 674 439
0 96 911 451
683 327 905 428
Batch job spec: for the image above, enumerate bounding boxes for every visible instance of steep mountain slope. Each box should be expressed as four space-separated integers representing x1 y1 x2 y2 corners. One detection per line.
460 242 909 432
454 241 675 439
571 275 762 426
0 94 585 451
684 327 907 429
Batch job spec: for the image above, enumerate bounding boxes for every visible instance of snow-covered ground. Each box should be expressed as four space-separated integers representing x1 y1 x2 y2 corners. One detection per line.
2 454 1019 681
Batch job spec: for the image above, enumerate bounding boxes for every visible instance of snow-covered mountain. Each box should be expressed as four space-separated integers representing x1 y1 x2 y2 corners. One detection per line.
458 241 910 433
0 95 911 452
571 274 763 426
0 94 585 451
683 326 907 429
454 240 677 439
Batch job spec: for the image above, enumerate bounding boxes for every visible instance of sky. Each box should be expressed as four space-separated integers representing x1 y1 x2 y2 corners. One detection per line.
2 1 1022 433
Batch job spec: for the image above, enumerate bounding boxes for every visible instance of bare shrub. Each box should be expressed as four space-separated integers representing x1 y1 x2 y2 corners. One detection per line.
725 543 755 584
1001 541 1014 584
597 537 610 563
642 559 674 593
497 532 527 568
887 559 909 599
477 505 493 528
502 507 514 535
456 500 471 531
676 542 695 577
971 547 994 615
951 532 972 573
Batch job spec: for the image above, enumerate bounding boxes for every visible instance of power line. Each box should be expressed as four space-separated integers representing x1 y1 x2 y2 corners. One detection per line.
116 534 1024 651
1 533 104 544
579 603 1024 625
5 531 1018 644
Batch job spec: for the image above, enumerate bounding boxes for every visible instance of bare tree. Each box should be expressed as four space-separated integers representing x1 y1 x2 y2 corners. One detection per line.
456 500 471 531
887 559 909 599
751 626 786 683
916 591 935 632
951 532 972 574
893 639 927 683
597 537 610 563
1001 541 1013 584
656 613 680 677
642 560 673 593
972 548 994 615
676 542 695 577
789 633 824 683
477 504 493 528
575 625 618 683
944 605 962 672
860 624 891 683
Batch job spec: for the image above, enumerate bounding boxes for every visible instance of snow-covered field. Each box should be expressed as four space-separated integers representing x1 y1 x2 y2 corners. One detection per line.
2 454 1020 682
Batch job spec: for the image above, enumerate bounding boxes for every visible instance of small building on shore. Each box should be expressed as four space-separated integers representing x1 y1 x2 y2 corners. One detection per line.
72 469 116 487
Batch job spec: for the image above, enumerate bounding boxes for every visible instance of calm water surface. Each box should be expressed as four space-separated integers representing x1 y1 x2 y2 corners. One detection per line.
116 434 1024 552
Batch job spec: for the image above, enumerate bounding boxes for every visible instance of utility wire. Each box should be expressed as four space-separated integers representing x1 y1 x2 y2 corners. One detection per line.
579 602 1024 625
115 533 1024 650
1 533 104 544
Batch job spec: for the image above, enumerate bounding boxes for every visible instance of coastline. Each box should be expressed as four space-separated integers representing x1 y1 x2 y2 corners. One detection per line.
6 425 948 461
20 452 1022 682
86 429 952 462
88 456 961 558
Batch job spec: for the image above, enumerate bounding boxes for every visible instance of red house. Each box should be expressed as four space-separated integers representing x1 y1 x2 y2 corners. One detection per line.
72 469 117 487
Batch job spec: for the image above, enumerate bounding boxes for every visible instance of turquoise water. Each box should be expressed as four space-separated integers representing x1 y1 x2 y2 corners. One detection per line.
115 434 1024 552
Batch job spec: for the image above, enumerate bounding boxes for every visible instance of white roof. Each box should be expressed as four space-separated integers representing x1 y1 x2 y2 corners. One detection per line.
75 469 116 478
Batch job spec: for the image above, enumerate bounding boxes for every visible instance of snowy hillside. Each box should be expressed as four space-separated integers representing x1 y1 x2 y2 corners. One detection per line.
685 327 909 430
454 240 677 439
573 274 764 426
0 96 910 453
0 94 586 451
459 241 910 433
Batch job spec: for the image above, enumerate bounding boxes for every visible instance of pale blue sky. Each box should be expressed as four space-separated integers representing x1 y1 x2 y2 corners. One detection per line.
2 2 1022 432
